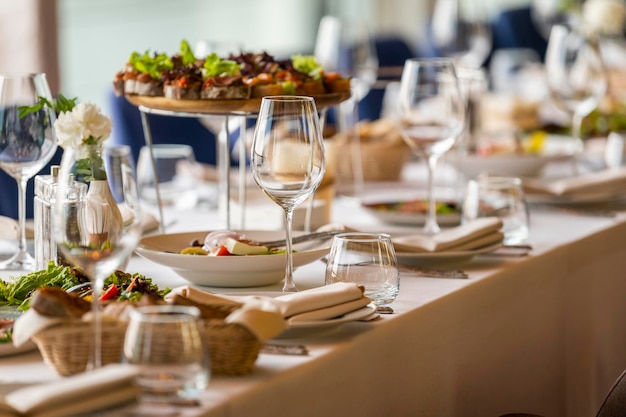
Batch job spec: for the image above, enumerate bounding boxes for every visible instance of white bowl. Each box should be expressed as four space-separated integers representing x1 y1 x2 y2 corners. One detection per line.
136 230 331 288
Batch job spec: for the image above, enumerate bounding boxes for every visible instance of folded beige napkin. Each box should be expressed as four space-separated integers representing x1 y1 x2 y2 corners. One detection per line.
165 282 370 328
523 167 626 197
271 283 368 322
392 217 504 253
0 364 140 417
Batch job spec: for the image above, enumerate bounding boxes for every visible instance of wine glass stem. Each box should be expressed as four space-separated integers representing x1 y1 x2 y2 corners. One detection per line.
282 208 297 293
16 177 28 256
572 112 584 175
90 277 104 369
424 155 441 235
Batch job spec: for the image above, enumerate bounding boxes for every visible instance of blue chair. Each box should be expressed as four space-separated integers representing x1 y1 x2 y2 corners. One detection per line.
327 35 415 128
489 7 548 63
360 36 415 122
108 91 218 166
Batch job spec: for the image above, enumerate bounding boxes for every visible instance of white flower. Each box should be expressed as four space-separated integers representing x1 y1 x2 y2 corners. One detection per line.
584 0 626 36
55 102 112 149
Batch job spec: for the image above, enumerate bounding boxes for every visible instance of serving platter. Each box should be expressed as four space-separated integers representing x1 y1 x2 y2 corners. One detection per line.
126 92 351 115
136 230 331 288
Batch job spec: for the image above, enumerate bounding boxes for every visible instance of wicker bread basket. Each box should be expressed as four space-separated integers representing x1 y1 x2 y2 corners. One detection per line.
330 119 410 182
32 320 126 377
32 301 263 377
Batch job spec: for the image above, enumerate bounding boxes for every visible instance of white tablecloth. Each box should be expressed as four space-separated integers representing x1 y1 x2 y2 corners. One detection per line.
2 173 626 417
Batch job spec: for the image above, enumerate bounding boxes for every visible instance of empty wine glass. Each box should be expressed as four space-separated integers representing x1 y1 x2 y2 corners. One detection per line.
397 58 465 235
429 0 492 69
531 0 582 40
54 142 143 368
0 73 58 270
545 24 607 167
315 16 378 195
250 96 325 292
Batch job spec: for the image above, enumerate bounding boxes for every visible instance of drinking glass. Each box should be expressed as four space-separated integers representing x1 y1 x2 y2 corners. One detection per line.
430 0 492 68
103 144 135 204
123 305 210 405
250 96 326 292
397 58 466 235
325 232 399 306
0 73 58 270
545 24 607 166
136 144 199 210
54 145 143 368
462 175 530 245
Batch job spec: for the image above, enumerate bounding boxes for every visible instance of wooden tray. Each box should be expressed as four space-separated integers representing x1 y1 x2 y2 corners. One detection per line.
125 92 351 115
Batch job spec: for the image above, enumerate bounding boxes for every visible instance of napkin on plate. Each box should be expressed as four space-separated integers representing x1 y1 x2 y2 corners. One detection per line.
522 167 626 197
0 364 140 417
165 282 371 329
392 217 504 253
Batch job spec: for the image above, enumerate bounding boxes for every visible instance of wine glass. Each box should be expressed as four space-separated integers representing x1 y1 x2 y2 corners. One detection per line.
250 96 325 292
429 0 492 69
54 144 142 368
545 24 607 168
531 0 582 40
397 58 465 235
315 16 378 195
0 73 58 270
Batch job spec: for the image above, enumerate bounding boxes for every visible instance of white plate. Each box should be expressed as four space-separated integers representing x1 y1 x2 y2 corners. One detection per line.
0 307 37 357
395 242 503 266
362 200 461 226
136 231 331 288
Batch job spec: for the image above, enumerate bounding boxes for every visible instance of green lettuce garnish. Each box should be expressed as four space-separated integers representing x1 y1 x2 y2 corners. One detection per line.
180 39 196 66
129 50 173 80
203 53 241 78
291 54 323 80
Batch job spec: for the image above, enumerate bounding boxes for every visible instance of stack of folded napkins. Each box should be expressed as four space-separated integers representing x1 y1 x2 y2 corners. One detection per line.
522 167 626 197
0 364 140 417
165 282 372 333
392 217 504 253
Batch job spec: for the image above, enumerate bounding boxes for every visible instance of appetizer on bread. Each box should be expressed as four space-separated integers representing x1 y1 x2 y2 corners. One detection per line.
114 40 352 100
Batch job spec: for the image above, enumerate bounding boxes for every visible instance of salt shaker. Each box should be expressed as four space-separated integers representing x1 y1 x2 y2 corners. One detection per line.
34 165 59 270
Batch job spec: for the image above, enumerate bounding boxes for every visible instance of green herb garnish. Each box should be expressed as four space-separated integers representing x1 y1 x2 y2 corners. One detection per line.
17 94 77 119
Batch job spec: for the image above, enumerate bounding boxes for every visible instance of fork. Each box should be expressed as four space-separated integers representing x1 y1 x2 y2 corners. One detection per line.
320 257 468 279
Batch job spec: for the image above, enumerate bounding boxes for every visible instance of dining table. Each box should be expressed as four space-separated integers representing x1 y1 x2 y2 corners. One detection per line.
1 160 626 417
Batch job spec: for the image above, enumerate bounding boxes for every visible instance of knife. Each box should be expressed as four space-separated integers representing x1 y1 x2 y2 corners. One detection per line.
260 230 344 249
398 264 469 279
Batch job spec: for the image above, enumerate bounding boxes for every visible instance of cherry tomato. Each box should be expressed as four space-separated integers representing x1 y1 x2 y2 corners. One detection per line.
100 284 119 301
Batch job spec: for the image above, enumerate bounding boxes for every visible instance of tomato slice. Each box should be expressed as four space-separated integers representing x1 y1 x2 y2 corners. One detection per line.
100 284 119 301
213 245 231 256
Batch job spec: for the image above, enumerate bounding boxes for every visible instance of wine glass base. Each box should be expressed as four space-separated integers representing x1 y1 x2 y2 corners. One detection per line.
0 250 36 271
281 281 298 293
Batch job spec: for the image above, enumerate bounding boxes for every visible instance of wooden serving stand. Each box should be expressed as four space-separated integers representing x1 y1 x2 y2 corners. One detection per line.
125 92 351 232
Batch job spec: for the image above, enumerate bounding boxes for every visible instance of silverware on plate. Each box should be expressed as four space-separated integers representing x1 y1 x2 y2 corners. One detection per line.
260 230 344 249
